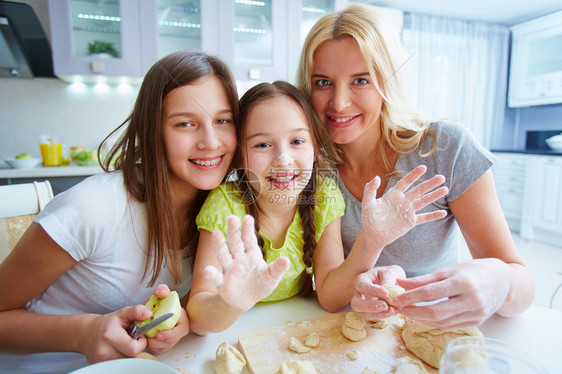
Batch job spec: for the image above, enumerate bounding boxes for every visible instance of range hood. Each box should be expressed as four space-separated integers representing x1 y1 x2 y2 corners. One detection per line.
0 1 54 78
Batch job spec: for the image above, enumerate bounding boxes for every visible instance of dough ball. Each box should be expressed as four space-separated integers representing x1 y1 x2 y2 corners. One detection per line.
136 352 158 361
368 319 388 329
361 368 382 374
341 323 367 342
278 360 317 374
401 318 483 369
392 356 428 374
344 311 366 330
347 350 361 360
288 336 312 353
215 342 246 374
384 285 405 306
304 332 320 348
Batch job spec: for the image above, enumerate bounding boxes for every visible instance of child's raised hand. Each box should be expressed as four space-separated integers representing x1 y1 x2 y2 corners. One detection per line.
362 165 449 249
204 215 290 312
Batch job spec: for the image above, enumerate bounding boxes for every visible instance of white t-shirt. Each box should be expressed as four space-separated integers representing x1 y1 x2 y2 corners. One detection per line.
0 172 192 374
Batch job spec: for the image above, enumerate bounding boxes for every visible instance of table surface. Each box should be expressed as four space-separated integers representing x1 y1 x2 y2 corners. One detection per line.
156 297 562 373
0 165 102 179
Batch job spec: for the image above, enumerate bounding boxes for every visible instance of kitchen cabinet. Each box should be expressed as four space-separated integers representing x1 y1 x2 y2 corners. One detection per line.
47 0 342 83
48 0 144 83
520 155 562 247
492 152 528 232
493 152 562 247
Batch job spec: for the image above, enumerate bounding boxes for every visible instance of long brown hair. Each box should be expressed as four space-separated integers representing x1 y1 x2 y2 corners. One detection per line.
235 81 334 295
99 51 238 286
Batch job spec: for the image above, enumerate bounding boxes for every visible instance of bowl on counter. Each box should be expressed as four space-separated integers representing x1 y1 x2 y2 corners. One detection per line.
545 133 562 151
4 157 42 169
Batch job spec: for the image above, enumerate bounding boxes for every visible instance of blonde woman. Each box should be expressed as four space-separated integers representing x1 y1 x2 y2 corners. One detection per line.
297 4 534 329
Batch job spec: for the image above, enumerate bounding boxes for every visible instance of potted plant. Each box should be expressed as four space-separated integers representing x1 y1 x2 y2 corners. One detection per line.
87 40 120 58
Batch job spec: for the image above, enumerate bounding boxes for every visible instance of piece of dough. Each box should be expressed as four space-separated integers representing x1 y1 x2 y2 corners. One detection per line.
384 284 405 306
278 360 317 374
347 350 361 360
215 342 246 374
392 356 428 374
401 318 483 369
341 323 367 342
304 332 320 348
136 351 158 361
341 311 367 341
344 311 366 329
288 336 312 353
368 319 388 329
361 368 382 374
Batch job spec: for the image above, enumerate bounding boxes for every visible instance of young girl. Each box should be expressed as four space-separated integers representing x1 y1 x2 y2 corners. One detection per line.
187 81 448 334
0 51 238 373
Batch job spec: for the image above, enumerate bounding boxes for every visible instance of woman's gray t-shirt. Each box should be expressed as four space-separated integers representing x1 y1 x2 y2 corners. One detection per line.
338 121 495 277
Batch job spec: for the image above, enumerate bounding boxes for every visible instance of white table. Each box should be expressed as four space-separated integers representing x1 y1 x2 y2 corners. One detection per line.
0 165 102 179
157 297 562 373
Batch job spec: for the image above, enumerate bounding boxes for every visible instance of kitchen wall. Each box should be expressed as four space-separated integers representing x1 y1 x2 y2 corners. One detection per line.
498 104 562 150
0 77 139 159
0 0 138 161
2 0 561 160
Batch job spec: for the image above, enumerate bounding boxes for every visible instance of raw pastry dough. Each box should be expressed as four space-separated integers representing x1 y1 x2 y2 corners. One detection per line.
401 318 483 369
392 356 428 374
136 352 158 361
344 311 366 329
288 336 312 353
384 284 405 306
304 332 319 348
278 360 317 374
341 311 367 342
368 319 388 329
341 323 367 341
347 350 361 360
215 342 246 374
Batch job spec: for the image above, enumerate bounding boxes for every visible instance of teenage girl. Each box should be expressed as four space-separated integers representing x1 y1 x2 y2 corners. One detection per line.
0 51 238 373
187 81 448 334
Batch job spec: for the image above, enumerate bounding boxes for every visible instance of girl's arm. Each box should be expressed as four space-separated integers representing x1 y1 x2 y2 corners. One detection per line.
0 223 151 361
314 165 449 312
395 170 535 329
187 215 289 335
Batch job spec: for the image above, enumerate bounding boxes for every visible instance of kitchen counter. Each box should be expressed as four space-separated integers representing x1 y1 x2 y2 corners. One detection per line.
492 149 562 156
155 297 562 373
0 165 103 179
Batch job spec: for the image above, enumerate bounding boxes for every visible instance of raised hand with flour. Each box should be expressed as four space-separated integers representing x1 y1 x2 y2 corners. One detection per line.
204 215 290 312
361 165 448 250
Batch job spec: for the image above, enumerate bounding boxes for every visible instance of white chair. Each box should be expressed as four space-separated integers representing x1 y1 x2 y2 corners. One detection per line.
0 181 54 262
0 181 54 218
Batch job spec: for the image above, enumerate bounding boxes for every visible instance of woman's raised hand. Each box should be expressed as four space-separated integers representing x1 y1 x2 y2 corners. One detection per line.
362 165 449 248
204 215 290 312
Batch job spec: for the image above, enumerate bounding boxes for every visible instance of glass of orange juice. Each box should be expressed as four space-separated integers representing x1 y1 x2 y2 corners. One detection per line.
39 135 63 167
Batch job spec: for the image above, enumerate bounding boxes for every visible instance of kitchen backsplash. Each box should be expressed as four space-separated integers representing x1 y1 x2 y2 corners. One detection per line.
0 77 138 160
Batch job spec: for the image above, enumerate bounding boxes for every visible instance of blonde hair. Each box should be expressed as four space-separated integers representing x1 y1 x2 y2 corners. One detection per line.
297 3 435 173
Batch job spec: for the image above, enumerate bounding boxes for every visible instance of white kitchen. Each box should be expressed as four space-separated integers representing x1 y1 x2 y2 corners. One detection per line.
1 0 562 373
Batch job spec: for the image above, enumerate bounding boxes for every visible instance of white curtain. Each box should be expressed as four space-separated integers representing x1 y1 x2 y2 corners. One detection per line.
401 14 510 148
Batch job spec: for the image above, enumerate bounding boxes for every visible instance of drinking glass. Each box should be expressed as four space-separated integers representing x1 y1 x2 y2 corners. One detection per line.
439 336 547 374
39 135 63 167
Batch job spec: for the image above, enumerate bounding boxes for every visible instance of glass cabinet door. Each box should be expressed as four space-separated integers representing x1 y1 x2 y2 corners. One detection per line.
301 0 334 44
233 0 272 67
69 0 123 58
156 0 201 57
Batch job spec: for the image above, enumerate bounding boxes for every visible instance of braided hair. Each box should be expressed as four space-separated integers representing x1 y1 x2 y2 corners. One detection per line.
235 81 336 295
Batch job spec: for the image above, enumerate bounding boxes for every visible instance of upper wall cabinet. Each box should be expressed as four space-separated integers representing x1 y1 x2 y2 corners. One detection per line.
508 11 562 107
48 0 144 82
47 0 376 83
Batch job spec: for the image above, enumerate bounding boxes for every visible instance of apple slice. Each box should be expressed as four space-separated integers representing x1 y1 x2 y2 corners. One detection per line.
135 290 182 338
